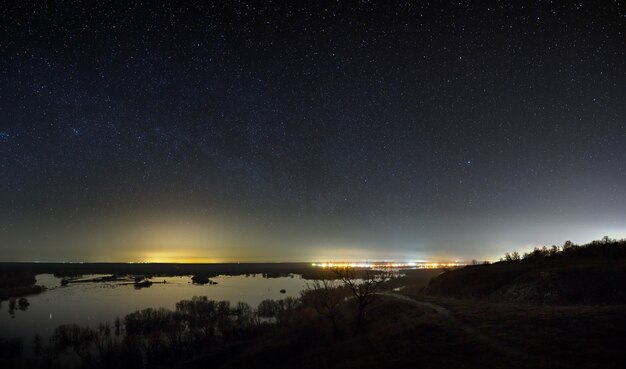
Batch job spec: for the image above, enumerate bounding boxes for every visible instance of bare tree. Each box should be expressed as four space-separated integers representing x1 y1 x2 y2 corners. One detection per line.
301 279 345 334
563 240 574 250
331 267 392 331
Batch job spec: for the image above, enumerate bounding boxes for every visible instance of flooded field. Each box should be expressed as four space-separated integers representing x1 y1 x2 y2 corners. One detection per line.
0 273 307 342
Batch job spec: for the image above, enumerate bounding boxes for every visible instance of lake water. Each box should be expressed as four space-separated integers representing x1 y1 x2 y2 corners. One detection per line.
0 273 308 343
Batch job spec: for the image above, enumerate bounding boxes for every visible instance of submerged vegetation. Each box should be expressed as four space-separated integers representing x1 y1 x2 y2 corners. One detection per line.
0 296 300 368
0 267 394 368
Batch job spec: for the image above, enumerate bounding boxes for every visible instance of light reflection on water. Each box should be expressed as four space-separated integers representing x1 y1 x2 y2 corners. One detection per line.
0 273 307 342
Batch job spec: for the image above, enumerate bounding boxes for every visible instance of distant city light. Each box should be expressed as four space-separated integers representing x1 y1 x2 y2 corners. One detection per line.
311 261 464 269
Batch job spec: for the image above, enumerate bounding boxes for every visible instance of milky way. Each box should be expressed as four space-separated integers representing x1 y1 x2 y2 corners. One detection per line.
1 2 624 262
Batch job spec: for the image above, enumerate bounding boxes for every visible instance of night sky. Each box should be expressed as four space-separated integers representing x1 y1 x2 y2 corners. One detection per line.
1 1 624 262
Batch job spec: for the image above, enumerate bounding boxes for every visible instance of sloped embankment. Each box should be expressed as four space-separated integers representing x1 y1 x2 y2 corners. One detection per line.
423 260 626 304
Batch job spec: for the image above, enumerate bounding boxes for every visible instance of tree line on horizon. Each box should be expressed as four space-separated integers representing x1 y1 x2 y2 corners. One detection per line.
496 236 626 263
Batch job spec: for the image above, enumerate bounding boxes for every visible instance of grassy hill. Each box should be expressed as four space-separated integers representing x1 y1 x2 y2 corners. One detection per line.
424 239 626 304
183 293 626 369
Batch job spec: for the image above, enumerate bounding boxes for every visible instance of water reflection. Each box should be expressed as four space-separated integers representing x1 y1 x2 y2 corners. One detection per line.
18 298 30 311
0 273 307 342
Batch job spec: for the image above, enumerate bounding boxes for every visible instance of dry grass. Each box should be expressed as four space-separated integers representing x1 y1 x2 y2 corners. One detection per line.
185 269 626 369
398 292 626 368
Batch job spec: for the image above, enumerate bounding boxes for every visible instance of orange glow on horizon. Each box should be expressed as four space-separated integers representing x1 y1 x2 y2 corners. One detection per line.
137 251 222 264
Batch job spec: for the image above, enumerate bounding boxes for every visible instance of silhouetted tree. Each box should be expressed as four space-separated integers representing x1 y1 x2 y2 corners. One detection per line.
32 334 42 356
114 317 122 336
177 296 218 342
301 279 345 334
216 301 234 340
257 299 280 318
275 296 300 326
232 301 255 333
549 245 559 256
93 324 116 367
332 267 392 331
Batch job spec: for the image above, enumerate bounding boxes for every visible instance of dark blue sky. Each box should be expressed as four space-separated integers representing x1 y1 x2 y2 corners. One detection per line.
1 1 624 262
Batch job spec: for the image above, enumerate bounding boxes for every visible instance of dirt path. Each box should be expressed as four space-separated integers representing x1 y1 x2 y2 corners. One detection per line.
379 292 525 358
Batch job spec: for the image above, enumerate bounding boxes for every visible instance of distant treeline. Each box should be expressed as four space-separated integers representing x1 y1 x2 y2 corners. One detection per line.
0 262 338 281
0 272 42 301
498 236 626 263
0 272 36 288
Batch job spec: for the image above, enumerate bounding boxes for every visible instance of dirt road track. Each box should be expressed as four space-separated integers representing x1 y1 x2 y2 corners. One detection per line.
379 292 525 358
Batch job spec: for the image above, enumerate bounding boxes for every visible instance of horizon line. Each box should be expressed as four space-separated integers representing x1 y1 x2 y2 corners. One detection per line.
0 260 471 264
